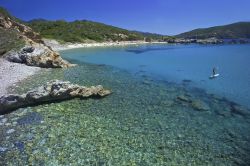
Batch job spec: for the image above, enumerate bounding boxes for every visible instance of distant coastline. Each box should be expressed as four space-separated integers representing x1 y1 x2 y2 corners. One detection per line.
43 39 169 51
44 38 250 52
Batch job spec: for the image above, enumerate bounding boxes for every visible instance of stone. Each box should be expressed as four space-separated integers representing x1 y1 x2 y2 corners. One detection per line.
0 80 111 113
12 121 17 126
14 141 25 152
17 112 43 125
142 80 151 85
6 129 15 134
231 104 250 117
191 100 210 111
1 118 8 123
6 45 75 68
0 147 8 152
162 100 174 107
6 51 23 63
22 47 35 53
177 95 191 103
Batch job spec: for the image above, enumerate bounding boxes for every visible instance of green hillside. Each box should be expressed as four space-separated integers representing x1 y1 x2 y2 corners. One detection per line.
1 6 169 44
27 19 168 43
176 22 250 39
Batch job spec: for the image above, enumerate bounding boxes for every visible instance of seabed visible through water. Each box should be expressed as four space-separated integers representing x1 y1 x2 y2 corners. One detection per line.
0 59 250 165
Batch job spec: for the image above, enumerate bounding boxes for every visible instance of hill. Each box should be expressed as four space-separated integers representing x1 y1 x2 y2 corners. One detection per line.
27 19 168 43
176 22 250 39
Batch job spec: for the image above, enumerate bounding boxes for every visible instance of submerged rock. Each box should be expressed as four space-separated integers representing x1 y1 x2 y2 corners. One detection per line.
14 141 25 152
6 128 15 134
191 100 210 111
231 104 250 117
0 80 111 114
17 112 43 125
0 147 8 153
177 95 191 103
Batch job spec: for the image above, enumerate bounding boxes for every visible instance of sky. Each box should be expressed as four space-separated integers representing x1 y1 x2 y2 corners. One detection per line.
1 0 250 35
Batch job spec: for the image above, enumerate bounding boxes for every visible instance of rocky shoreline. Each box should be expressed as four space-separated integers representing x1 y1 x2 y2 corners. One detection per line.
1 10 74 68
0 12 112 113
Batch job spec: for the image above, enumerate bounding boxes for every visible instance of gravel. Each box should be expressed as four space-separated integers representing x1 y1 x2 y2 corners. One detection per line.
0 58 40 96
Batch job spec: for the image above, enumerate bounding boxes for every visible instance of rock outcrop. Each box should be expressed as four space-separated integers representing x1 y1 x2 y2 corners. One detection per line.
5 45 74 68
166 38 223 44
0 11 74 68
0 80 111 114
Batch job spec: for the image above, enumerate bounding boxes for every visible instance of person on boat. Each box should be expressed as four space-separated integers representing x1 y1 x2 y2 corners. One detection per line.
212 67 217 76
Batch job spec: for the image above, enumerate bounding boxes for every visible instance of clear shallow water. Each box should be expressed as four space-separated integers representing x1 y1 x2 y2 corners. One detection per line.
61 44 250 108
1 45 250 165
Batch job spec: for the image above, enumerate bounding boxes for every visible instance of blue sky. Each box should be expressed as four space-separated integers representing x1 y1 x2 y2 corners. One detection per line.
1 0 250 35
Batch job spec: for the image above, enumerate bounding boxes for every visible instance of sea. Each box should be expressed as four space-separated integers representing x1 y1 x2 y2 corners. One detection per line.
1 43 250 165
62 43 250 108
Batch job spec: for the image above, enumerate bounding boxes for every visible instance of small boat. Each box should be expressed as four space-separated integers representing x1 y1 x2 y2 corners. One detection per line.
209 73 220 79
209 67 219 79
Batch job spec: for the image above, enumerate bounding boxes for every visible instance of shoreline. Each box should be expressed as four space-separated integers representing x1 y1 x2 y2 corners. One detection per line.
0 58 41 96
43 39 168 51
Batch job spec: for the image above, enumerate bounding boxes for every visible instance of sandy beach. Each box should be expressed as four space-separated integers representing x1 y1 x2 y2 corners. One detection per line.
0 58 40 96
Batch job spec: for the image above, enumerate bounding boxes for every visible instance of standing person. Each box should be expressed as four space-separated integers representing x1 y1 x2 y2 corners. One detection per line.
213 67 216 76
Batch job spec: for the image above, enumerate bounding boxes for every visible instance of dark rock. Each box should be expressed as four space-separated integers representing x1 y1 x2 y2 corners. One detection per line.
17 112 43 125
177 95 191 103
231 104 250 117
14 141 25 152
0 49 7 55
22 47 34 53
6 51 24 63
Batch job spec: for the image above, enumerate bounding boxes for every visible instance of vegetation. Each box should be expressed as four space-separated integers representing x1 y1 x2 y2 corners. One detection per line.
176 22 250 39
0 27 25 55
1 6 169 44
27 19 169 43
0 28 25 55
0 8 25 56
27 19 143 43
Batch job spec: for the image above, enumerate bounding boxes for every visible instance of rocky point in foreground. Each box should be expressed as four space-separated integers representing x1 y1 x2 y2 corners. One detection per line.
0 9 74 68
0 80 111 114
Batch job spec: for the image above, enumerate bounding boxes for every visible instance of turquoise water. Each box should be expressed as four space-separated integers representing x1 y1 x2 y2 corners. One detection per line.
61 44 250 108
1 44 250 165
